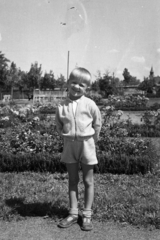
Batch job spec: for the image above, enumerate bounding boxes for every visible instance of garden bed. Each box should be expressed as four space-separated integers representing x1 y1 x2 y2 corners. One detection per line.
0 101 160 174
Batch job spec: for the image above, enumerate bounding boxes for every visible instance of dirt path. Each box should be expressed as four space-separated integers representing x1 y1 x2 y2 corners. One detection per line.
0 218 160 240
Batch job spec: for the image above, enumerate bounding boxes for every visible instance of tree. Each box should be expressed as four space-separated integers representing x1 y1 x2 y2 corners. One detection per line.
56 74 66 89
122 68 131 85
39 71 56 90
98 71 120 97
6 62 20 98
122 68 140 86
91 80 100 92
0 51 10 88
138 77 155 94
17 70 28 92
129 76 140 85
27 62 42 90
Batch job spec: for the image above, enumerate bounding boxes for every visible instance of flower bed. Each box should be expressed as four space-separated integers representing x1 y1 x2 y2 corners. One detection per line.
0 103 159 174
107 94 149 109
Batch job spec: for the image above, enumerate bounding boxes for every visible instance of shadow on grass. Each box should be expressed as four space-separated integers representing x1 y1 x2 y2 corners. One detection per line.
5 197 68 219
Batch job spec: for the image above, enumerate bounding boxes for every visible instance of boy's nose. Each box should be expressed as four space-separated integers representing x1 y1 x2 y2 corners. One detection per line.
74 84 80 89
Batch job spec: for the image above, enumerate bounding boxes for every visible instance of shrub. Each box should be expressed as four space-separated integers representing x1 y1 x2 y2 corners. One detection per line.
0 152 66 173
107 94 149 109
96 140 158 174
0 102 159 174
127 124 160 137
86 92 103 105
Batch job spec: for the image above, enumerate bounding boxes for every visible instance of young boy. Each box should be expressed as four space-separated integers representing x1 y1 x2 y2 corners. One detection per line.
55 67 102 231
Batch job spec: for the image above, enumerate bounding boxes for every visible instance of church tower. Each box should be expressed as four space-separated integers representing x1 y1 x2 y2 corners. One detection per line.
149 66 154 80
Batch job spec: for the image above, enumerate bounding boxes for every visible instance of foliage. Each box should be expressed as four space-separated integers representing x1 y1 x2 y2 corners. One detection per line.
0 152 66 173
17 70 31 98
6 62 19 86
142 110 160 127
97 106 158 174
56 74 67 90
138 76 160 96
106 94 149 109
39 103 57 113
0 103 159 174
39 71 56 90
97 71 120 97
97 143 158 174
122 68 131 85
90 80 100 92
0 51 10 88
85 91 103 105
122 68 140 86
127 124 160 137
27 62 42 90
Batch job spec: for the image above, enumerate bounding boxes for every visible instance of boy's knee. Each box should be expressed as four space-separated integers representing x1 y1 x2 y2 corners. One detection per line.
69 176 79 186
83 176 94 187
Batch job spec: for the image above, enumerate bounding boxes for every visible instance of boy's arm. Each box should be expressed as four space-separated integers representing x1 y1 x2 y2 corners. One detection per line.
91 104 102 143
55 107 63 136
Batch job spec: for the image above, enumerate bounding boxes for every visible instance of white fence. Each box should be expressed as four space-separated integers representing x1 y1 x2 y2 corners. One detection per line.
2 95 12 102
33 89 67 104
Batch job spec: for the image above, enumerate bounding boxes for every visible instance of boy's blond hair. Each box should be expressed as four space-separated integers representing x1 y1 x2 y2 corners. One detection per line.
68 67 91 87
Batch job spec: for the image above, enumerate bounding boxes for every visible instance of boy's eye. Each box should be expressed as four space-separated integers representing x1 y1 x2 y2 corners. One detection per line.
79 84 85 87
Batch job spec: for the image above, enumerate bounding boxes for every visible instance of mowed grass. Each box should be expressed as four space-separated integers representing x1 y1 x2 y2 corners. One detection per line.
0 171 160 229
0 98 160 229
147 98 160 106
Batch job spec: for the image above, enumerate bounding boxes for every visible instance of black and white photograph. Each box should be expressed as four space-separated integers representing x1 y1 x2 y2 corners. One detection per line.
0 0 160 239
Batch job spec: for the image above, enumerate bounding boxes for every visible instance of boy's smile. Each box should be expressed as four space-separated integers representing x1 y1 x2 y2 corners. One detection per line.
68 78 88 100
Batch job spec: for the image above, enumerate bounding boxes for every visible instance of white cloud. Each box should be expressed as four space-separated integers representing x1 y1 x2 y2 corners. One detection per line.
115 70 123 79
157 48 160 53
131 56 145 63
108 49 119 53
116 70 122 75
144 66 151 72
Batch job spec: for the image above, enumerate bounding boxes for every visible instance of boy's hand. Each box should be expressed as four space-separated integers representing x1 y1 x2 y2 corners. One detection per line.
93 135 99 143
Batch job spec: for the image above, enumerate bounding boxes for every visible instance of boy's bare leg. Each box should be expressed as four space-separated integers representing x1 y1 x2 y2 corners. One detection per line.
80 163 94 230
66 163 79 211
81 163 94 210
58 163 79 228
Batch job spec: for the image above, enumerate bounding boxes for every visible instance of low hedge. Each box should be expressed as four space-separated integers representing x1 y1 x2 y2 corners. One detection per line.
97 152 157 174
114 105 160 111
0 150 158 175
127 124 160 137
0 152 66 173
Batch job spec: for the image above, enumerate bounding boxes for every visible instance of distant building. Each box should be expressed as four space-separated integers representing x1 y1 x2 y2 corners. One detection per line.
33 88 67 104
149 67 160 95
149 66 154 80
0 87 28 100
119 67 160 96
117 85 145 96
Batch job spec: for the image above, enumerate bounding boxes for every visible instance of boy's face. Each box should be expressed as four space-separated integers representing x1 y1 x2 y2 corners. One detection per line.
68 78 88 100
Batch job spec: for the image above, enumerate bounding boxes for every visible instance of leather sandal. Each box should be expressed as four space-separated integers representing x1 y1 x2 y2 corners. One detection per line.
58 215 78 228
81 216 93 231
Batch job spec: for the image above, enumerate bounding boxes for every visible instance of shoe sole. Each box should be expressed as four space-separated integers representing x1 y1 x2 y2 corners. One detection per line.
58 220 78 228
81 226 93 231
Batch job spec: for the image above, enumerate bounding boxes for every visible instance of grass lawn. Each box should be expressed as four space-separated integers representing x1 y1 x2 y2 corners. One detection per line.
0 171 160 229
147 98 160 106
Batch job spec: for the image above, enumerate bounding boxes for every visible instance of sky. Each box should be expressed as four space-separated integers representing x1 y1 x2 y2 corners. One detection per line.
0 0 160 81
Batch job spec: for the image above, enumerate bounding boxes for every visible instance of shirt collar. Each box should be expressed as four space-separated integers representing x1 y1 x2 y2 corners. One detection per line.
67 95 84 102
